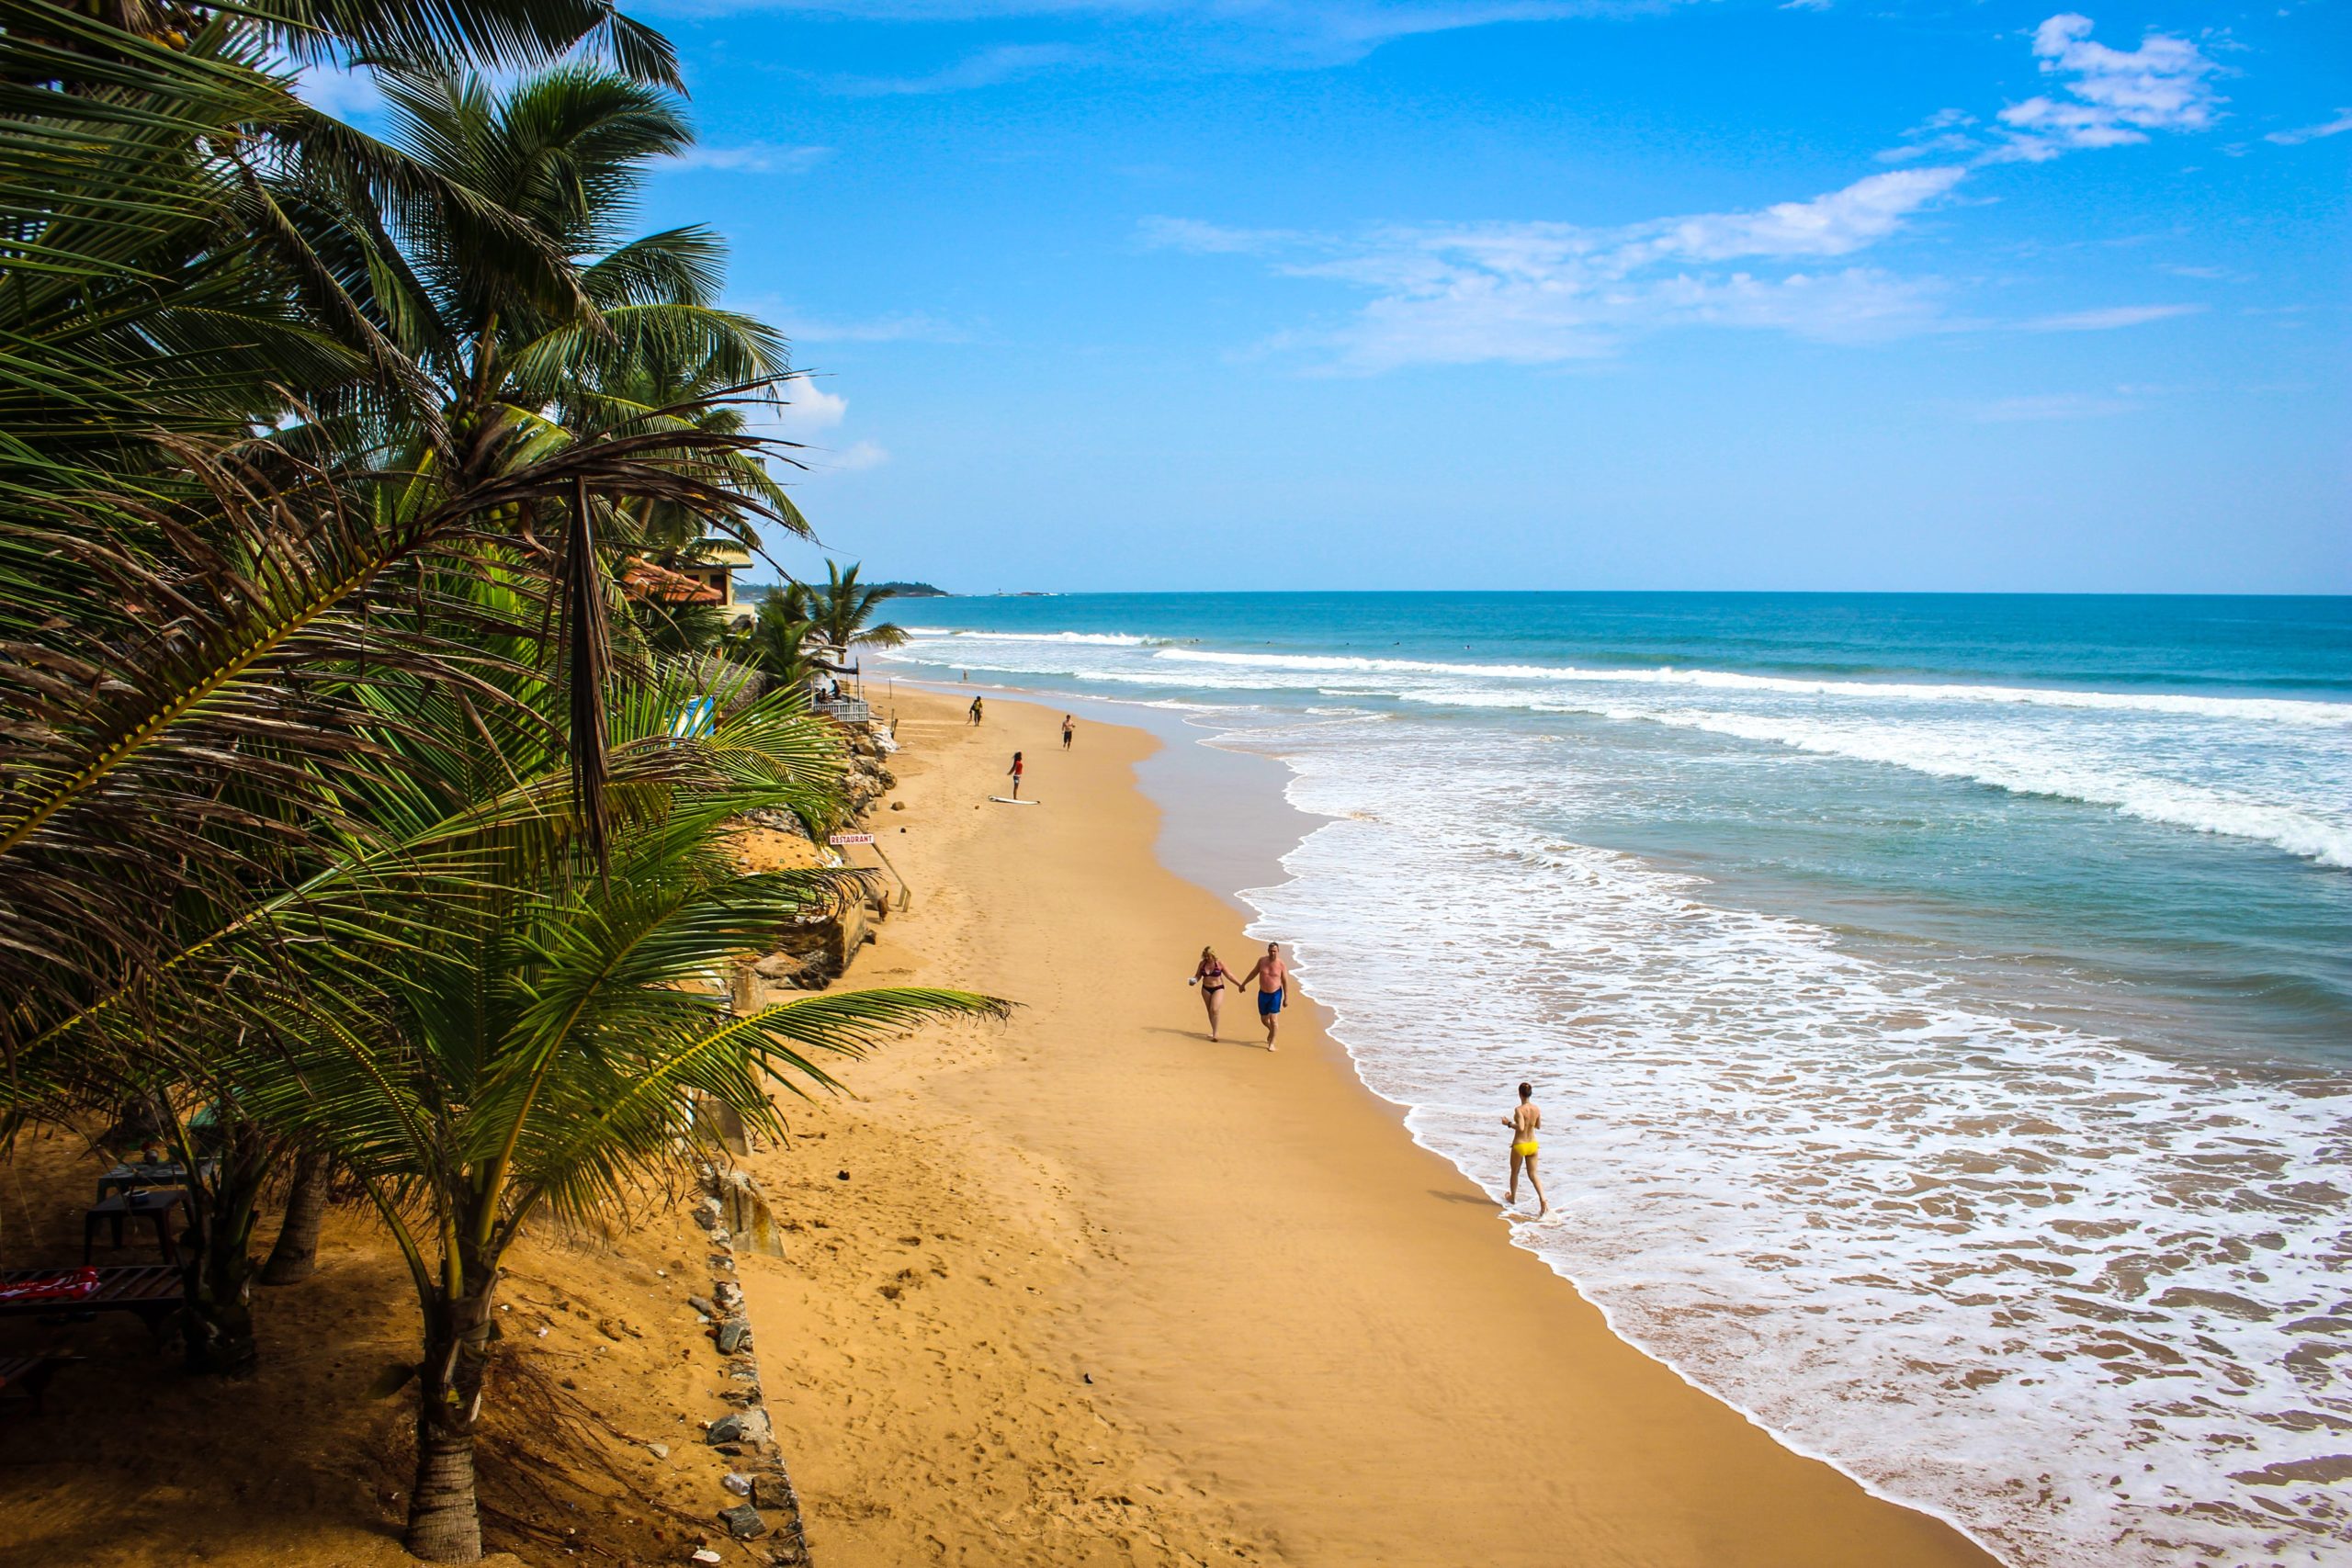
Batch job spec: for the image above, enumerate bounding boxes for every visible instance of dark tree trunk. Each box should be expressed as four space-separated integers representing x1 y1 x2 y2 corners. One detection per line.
182 1233 260 1375
404 1264 499 1562
258 1148 331 1285
177 1113 271 1376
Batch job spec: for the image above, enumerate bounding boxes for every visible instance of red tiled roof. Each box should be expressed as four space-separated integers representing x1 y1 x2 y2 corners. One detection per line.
619 558 722 604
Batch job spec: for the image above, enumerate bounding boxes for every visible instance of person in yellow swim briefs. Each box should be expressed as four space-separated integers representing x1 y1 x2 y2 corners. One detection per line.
1502 1081 1548 1217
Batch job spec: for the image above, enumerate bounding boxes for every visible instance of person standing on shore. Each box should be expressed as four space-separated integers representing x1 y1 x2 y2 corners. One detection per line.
1502 1083 1547 1217
1189 946 1231 1041
1237 941 1288 1051
1061 714 1075 750
1007 750 1024 798
968 695 983 726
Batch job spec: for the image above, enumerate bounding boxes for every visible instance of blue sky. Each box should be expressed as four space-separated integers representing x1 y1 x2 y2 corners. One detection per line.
486 6 2352 590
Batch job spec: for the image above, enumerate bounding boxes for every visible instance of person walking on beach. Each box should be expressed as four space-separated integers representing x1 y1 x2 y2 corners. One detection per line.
1060 714 1075 750
1189 946 1232 1041
1006 750 1024 799
1502 1083 1547 1218
1237 941 1288 1051
967 695 983 726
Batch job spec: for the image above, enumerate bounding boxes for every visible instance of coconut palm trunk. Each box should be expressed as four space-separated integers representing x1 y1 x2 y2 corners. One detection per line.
181 1201 265 1376
405 1237 502 1562
260 1149 333 1285
163 1096 278 1376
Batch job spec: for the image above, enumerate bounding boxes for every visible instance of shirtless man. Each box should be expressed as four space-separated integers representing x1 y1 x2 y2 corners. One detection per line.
1502 1082 1547 1217
967 696 983 726
1060 714 1074 750
1237 941 1289 1051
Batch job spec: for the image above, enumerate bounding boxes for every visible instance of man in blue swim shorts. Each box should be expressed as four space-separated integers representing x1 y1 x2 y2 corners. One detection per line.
1238 941 1289 1052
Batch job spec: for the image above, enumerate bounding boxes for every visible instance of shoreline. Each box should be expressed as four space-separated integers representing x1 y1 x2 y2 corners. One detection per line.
737 684 2000 1566
916 678 2020 1556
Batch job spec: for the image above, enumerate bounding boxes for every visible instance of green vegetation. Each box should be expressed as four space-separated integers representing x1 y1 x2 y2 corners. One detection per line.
731 559 909 688
0 5 997 1560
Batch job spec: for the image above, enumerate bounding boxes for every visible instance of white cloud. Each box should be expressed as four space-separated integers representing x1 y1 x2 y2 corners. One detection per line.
293 61 385 119
827 440 891 471
1966 392 2134 422
1877 107 1980 164
1993 15 2223 162
666 141 833 174
1630 167 1967 263
1153 166 1967 371
2266 109 2352 146
2022 303 2204 331
827 42 1085 96
1137 216 1304 254
727 295 973 344
751 382 888 477
769 381 849 435
785 312 970 344
685 4 1671 72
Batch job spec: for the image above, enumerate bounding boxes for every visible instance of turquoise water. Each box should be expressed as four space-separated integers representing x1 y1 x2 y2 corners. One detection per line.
891 592 2351 1065
876 593 2351 1568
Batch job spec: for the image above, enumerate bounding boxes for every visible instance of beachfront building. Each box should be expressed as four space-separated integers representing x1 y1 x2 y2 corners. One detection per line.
618 540 759 631
679 541 757 631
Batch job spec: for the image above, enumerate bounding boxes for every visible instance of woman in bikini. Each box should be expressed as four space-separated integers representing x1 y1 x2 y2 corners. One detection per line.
1189 946 1231 1041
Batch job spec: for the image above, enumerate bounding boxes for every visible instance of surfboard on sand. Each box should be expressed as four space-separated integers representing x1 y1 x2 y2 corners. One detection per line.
988 796 1039 806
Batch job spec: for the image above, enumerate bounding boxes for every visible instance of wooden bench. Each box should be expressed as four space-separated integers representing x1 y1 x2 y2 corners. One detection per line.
0 1266 183 1337
0 1354 74 1416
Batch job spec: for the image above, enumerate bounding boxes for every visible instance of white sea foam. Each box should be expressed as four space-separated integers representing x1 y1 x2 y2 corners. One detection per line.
879 635 2352 870
1153 646 2352 727
1230 716 2352 1568
904 627 1157 647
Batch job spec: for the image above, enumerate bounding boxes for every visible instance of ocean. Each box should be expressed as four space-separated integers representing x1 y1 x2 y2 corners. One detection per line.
871 592 2351 1568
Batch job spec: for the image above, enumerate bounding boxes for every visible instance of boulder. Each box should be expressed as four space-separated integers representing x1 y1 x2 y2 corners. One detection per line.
717 1317 753 1355
707 1407 770 1446
718 1503 767 1540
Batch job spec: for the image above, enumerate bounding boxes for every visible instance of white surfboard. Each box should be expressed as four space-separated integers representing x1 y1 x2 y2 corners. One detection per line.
988 795 1039 806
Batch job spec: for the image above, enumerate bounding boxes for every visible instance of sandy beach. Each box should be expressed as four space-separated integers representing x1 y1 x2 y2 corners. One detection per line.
736 687 1999 1567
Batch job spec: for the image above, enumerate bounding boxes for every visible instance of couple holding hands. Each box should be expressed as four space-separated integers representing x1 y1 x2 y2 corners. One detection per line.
1190 942 1288 1050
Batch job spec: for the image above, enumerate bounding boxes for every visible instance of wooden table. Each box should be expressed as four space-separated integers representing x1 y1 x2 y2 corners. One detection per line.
93 1159 216 1202
84 1189 185 1264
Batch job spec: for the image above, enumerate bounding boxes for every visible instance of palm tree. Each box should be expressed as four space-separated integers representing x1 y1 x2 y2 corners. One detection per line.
0 19 806 1367
797 560 910 662
216 658 1003 1562
742 587 832 691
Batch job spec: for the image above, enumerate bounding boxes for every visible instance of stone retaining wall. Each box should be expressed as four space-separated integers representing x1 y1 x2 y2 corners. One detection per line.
689 1160 810 1565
